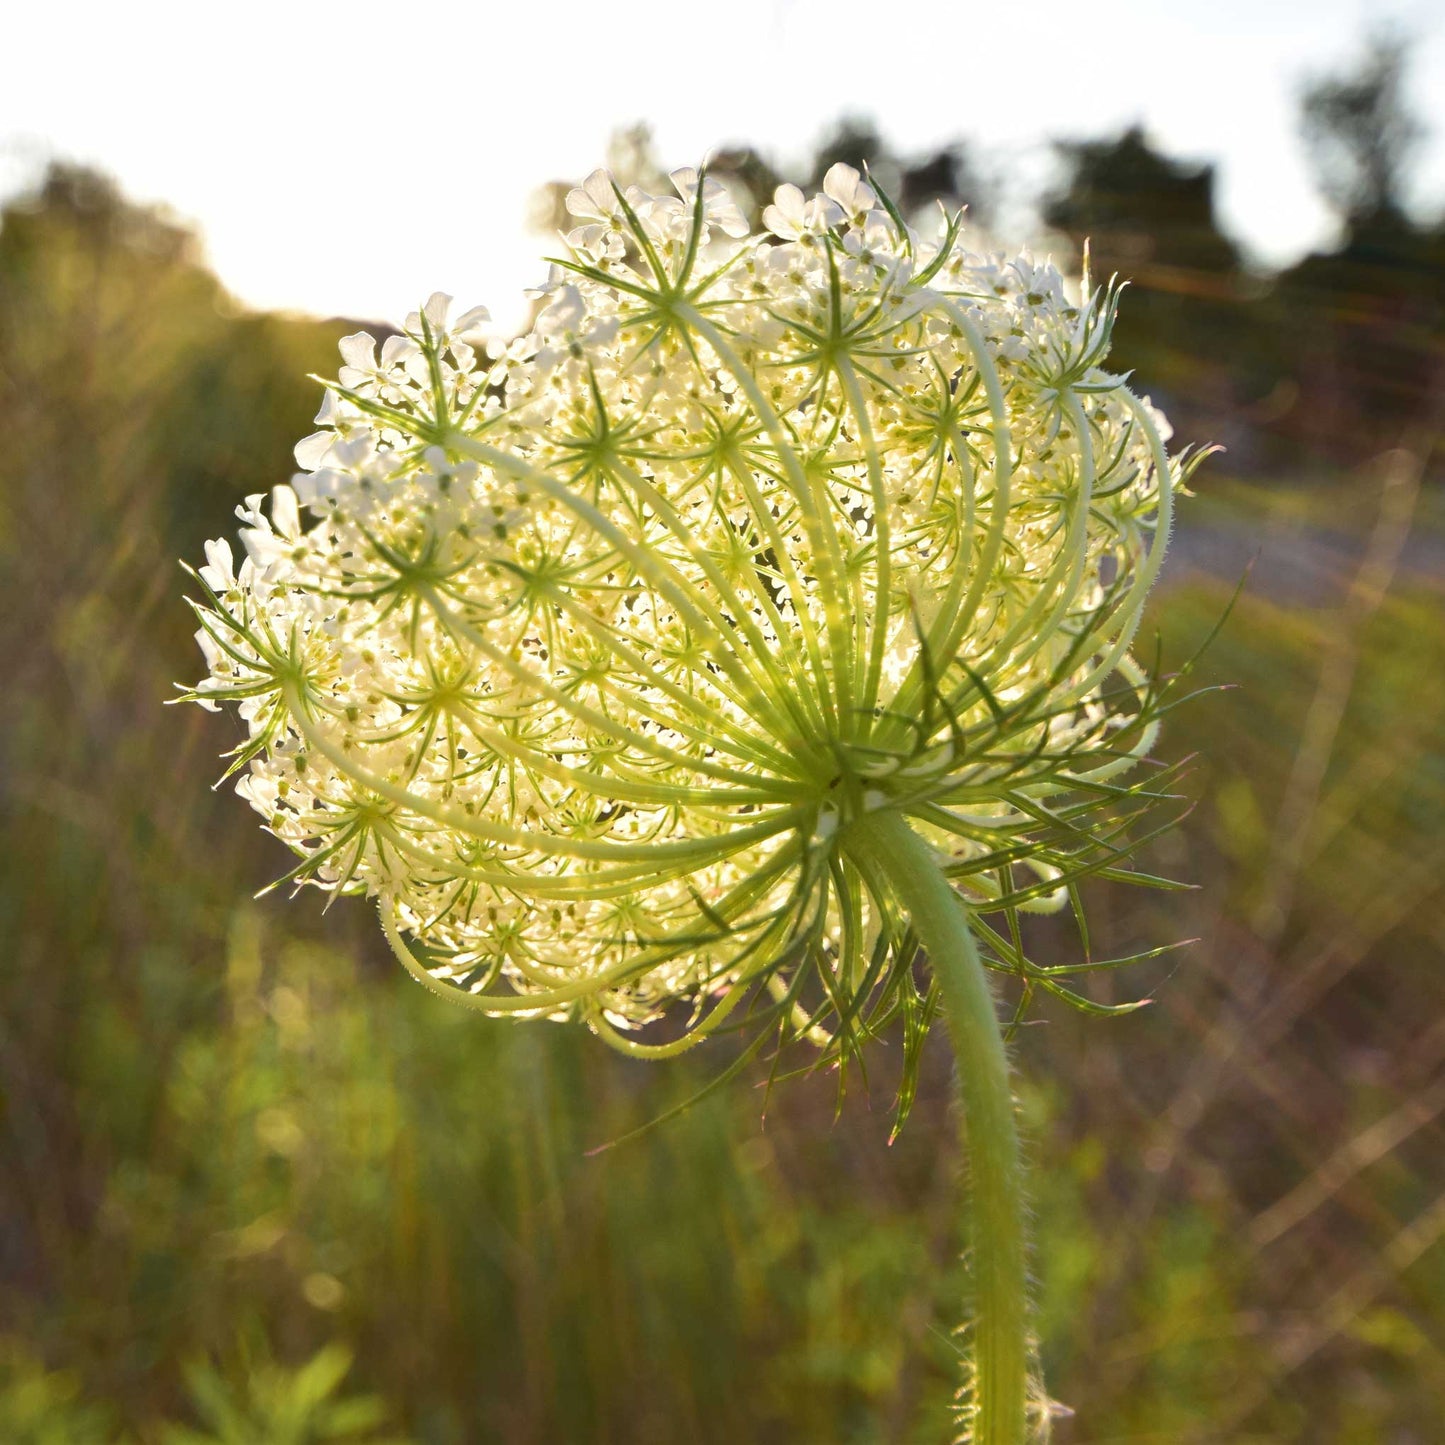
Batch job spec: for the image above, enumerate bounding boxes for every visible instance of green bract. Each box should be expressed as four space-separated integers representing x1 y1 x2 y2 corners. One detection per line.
185 163 1195 1100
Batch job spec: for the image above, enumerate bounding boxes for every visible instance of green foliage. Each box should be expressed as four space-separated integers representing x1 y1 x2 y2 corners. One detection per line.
160 1345 408 1445
0 1340 120 1445
1301 31 1422 227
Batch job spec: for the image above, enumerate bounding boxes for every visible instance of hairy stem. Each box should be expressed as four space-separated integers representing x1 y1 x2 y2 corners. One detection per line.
845 809 1030 1444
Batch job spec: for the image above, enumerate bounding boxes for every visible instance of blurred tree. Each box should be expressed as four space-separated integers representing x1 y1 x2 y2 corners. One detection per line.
897 143 988 225
1045 125 1239 280
1276 33 1444 461
1301 31 1423 231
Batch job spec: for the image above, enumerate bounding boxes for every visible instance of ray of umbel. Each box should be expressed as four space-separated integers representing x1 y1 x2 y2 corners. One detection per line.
182 162 1199 1443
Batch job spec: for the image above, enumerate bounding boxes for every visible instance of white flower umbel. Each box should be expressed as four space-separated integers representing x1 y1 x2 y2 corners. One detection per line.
184 165 1201 1444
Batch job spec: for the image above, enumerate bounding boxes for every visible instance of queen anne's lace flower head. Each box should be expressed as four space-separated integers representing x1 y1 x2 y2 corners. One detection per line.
184 165 1198 1081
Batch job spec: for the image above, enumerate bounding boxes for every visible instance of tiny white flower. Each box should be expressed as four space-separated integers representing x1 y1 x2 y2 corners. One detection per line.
405 290 453 339
762 182 843 240
669 166 750 239
821 162 877 225
199 538 236 594
565 168 621 227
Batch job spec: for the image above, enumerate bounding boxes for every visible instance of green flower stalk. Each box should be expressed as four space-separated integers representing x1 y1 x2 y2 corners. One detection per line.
184 163 1198 1442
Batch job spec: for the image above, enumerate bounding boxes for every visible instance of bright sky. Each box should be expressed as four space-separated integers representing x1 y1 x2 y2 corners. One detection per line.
5 0 1443 334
